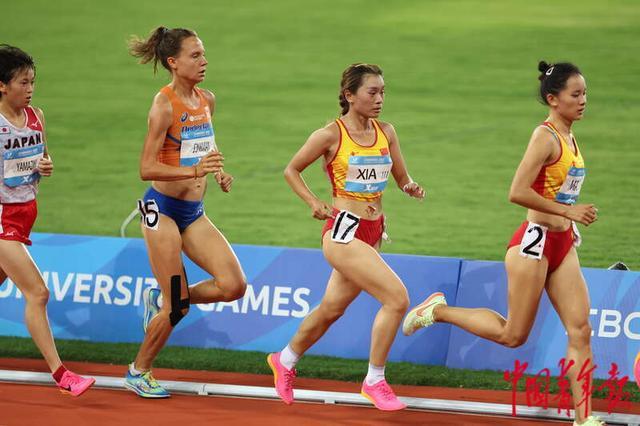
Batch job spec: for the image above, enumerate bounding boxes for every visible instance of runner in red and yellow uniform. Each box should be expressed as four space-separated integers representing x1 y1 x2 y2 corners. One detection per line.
404 61 602 426
269 63 425 411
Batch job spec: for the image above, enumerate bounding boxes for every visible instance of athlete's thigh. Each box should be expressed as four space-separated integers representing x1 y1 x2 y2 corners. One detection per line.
545 248 590 330
180 215 245 283
142 214 187 298
322 233 406 304
319 269 362 313
0 240 45 295
503 246 549 335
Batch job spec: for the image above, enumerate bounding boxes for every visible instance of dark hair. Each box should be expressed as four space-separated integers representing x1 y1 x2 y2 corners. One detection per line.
128 26 197 74
339 63 383 115
0 45 36 99
538 60 582 105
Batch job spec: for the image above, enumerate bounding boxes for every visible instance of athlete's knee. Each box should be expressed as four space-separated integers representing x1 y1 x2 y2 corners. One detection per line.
24 285 50 306
567 322 592 346
383 288 410 314
219 278 247 302
317 303 347 324
500 329 529 348
168 275 190 327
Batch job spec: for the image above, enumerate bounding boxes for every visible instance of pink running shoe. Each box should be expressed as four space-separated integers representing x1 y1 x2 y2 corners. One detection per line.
361 379 407 411
634 351 640 389
360 380 407 411
267 352 296 405
57 370 95 396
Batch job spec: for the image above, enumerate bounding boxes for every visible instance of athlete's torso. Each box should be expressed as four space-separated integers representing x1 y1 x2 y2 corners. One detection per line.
0 106 44 203
152 85 217 201
325 118 392 218
528 121 586 230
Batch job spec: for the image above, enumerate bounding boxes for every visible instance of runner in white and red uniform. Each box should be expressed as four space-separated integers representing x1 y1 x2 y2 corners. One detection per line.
0 44 94 396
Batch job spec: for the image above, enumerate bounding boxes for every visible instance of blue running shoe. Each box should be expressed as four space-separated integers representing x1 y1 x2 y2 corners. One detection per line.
143 287 161 333
124 368 170 398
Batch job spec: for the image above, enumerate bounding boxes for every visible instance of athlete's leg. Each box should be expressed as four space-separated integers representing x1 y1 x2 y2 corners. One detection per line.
0 240 62 372
288 269 361 355
322 233 409 366
545 248 593 424
181 215 246 304
434 247 548 347
134 215 189 371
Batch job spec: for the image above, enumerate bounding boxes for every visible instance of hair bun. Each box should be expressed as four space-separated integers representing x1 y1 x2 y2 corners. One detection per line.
538 60 551 73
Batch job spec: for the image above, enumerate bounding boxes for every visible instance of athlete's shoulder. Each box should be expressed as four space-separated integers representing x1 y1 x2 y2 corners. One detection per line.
375 119 397 142
151 91 173 113
318 120 340 139
307 120 339 147
199 88 215 102
148 91 173 128
530 123 558 145
30 105 45 121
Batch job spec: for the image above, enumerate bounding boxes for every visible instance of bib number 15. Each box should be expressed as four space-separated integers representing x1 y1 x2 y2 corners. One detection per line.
137 199 160 230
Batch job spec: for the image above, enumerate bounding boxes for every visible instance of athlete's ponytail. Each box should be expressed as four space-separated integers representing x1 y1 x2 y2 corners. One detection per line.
537 60 582 105
128 26 197 74
339 63 383 115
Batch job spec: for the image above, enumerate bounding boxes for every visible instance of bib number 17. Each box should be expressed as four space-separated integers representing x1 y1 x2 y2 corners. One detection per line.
331 210 360 244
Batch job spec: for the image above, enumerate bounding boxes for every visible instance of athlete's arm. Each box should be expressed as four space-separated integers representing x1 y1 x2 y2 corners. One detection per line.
509 126 597 226
201 89 233 192
139 92 223 181
284 126 336 220
33 107 53 177
385 122 425 199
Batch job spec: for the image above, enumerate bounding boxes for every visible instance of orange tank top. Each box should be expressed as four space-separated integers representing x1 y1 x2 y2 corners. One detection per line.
157 85 216 167
531 121 585 205
325 119 393 202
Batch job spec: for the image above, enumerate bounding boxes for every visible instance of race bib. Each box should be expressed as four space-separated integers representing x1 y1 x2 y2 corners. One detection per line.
3 145 44 187
344 155 392 193
137 199 160 231
555 166 585 205
572 221 582 248
331 210 360 244
179 123 217 167
519 222 548 260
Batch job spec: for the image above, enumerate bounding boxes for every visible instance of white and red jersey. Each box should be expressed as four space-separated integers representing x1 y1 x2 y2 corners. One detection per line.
0 106 44 203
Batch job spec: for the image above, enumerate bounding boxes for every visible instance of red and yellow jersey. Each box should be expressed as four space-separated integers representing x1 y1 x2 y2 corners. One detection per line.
531 121 585 205
158 85 216 167
325 119 393 202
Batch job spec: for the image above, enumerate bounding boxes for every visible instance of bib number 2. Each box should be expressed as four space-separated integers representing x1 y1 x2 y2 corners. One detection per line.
331 210 360 244
137 199 160 230
519 222 547 260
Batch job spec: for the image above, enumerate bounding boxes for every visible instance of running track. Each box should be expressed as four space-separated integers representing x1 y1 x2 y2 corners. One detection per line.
0 359 636 425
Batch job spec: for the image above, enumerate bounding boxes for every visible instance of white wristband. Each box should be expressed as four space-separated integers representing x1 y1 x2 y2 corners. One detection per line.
402 182 414 193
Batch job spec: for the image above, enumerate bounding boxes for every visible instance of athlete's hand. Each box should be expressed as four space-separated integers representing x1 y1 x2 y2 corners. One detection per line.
215 170 234 193
403 181 425 200
36 156 54 177
310 199 334 220
566 203 598 226
195 151 224 177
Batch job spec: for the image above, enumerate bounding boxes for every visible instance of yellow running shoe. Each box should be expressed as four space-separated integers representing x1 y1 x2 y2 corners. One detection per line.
402 292 447 336
573 415 605 426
